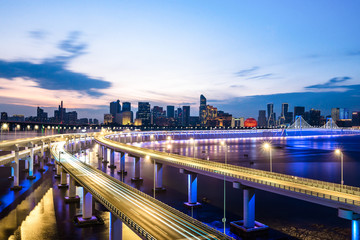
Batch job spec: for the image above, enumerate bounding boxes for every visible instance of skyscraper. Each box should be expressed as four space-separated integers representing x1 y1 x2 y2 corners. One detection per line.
309 109 321 126
199 94 207 125
167 106 175 118
136 102 151 126
339 108 350 119
331 108 340 122
267 103 275 127
182 106 190 126
110 100 121 117
122 102 131 112
294 106 305 121
258 110 267 127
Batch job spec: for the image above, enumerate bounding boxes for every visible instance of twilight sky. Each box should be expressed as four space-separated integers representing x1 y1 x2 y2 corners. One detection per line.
0 1 359 121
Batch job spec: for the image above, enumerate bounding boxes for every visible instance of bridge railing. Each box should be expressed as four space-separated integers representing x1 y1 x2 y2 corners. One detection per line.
100 135 360 207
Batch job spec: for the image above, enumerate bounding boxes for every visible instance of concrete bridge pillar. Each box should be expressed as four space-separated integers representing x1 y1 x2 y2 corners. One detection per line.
65 175 80 203
353 220 359 240
38 141 45 172
54 162 61 178
108 149 116 169
10 146 22 191
338 209 360 240
82 188 93 219
180 169 201 207
27 146 36 180
131 156 142 181
110 212 123 240
24 147 29 171
117 152 127 175
103 148 109 163
58 167 68 188
243 187 255 228
154 162 165 191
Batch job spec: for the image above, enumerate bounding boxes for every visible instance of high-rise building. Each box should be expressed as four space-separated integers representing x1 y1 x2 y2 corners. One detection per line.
258 110 267 127
182 106 190 126
279 103 289 125
294 106 305 121
267 103 275 127
136 102 151 126
331 108 340 122
122 102 131 112
104 114 113 124
152 106 166 125
309 109 321 126
339 108 350 119
199 94 207 125
37 107 48 122
66 111 78 124
110 100 121 117
352 112 360 127
1 112 8 121
167 106 175 118
54 101 66 123
175 107 182 124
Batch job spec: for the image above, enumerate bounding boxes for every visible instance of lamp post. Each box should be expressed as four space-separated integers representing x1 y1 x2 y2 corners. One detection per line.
220 140 228 234
335 149 344 186
263 143 272 172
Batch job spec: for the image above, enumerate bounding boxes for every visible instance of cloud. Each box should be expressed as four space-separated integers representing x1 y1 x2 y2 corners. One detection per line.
230 84 245 88
28 30 48 40
0 31 111 96
306 76 351 89
247 73 274 80
235 66 259 77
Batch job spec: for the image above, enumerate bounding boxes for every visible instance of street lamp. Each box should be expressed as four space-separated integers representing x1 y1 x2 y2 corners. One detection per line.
263 142 272 172
220 140 228 234
189 138 196 159
335 149 344 185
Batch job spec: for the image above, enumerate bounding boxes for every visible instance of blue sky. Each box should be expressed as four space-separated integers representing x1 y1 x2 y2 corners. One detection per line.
0 1 359 120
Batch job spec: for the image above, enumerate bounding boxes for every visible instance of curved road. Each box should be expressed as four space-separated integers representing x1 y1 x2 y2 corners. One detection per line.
52 141 231 240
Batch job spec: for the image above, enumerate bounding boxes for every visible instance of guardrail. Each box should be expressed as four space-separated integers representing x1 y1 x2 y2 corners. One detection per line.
98 135 360 208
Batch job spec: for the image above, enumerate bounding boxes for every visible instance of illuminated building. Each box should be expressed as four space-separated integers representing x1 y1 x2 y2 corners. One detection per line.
244 118 257 128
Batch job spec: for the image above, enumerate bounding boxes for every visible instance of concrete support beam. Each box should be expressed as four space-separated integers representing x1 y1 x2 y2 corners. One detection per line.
103 147 109 163
117 152 127 175
243 187 255 229
353 220 359 240
338 209 360 240
54 163 61 178
10 146 22 191
27 147 36 180
82 188 93 219
108 149 116 169
65 175 80 203
180 169 201 207
131 156 142 181
58 167 68 188
38 141 45 172
110 212 123 240
154 162 165 192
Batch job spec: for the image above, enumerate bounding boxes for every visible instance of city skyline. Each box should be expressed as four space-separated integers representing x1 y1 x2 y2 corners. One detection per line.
0 1 360 120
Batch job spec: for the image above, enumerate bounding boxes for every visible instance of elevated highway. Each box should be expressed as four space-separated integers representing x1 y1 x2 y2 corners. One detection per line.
51 141 231 240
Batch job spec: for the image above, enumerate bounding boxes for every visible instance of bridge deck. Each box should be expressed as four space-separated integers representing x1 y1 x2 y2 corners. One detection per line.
96 134 360 213
52 141 231 240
